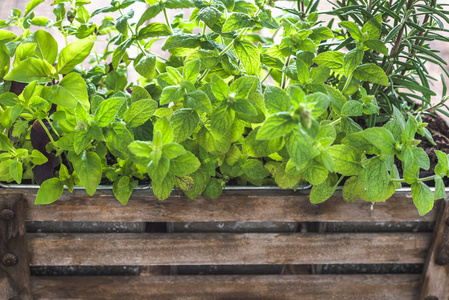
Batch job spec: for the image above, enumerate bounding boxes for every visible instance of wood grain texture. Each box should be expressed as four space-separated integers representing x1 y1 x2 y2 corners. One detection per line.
0 194 31 300
27 232 431 266
30 274 420 300
420 199 449 300
5 188 435 223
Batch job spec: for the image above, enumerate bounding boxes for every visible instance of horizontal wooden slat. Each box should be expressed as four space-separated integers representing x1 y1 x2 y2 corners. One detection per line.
5 188 436 223
27 232 431 266
30 274 420 300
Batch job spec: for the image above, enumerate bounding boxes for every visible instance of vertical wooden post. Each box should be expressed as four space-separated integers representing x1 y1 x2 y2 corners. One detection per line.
420 199 449 300
0 193 31 300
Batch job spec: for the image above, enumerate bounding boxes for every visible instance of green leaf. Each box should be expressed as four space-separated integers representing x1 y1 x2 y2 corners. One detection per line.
203 178 223 199
30 149 48 165
160 86 183 105
242 159 270 180
25 0 45 16
341 100 363 117
148 156 170 184
162 143 186 159
57 40 94 74
434 175 446 200
134 54 157 79
186 90 212 113
210 105 235 138
223 13 255 32
24 30 58 64
124 99 158 127
362 14 382 40
232 98 257 115
296 57 309 85
234 40 260 75
257 112 295 140
74 130 92 155
47 73 89 109
170 152 201 176
183 59 201 83
360 127 397 155
170 109 199 143
353 63 389 86
153 174 175 200
211 74 229 101
343 49 363 77
309 26 334 42
162 34 202 50
342 176 364 203
310 173 338 204
35 178 64 205
0 30 17 44
411 181 434 216
197 127 231 156
197 6 222 27
95 97 125 127
128 141 152 165
136 3 163 29
9 160 22 184
264 85 291 114
359 157 390 202
106 123 134 160
105 70 127 91
313 51 344 70
4 57 54 83
72 151 102 196
287 131 312 170
339 21 362 41
364 40 388 55
328 145 362 176
154 117 174 145
435 150 449 175
138 23 172 39
301 160 329 185
113 176 137 205
230 76 257 98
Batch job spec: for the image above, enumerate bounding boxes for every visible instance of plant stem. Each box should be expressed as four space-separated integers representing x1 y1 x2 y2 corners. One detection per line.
261 69 272 83
163 8 173 33
38 119 55 144
45 117 60 138
390 175 436 183
281 56 291 89
329 117 341 126
341 73 353 94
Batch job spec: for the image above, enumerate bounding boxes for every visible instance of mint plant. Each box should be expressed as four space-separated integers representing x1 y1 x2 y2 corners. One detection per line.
0 0 448 216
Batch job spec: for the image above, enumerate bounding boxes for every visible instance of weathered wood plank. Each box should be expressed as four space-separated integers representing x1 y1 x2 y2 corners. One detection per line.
8 188 435 222
27 232 431 266
0 194 31 300
420 199 449 300
30 274 420 300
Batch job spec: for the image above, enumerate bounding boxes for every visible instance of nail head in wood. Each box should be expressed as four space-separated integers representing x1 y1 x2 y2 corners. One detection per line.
0 208 14 220
1 253 18 266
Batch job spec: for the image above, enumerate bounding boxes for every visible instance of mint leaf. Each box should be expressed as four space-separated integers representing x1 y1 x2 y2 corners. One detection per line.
343 49 363 77
342 176 364 203
234 40 260 75
170 152 201 176
242 159 270 180
113 176 137 205
360 127 397 154
4 57 54 83
186 90 212 113
263 85 291 114
341 100 363 117
411 181 434 216
95 97 125 127
160 85 183 105
328 144 362 176
170 109 199 143
434 175 446 200
359 157 390 202
301 160 329 185
210 105 235 138
223 13 255 32
257 112 295 140
47 73 89 109
124 99 158 127
353 63 389 86
310 173 338 204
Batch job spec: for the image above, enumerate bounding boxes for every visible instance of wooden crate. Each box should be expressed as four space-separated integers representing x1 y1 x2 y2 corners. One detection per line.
0 188 448 300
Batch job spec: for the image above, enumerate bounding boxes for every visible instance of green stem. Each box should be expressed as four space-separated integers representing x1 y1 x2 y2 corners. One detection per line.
38 119 55 144
341 73 353 94
390 175 436 183
163 8 173 33
261 69 272 83
45 117 60 138
329 117 341 126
